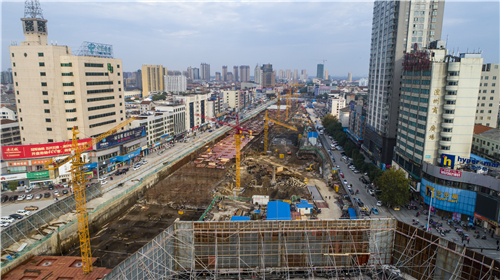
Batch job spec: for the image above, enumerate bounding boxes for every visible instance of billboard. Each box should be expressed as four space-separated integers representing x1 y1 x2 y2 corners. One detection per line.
1 139 92 160
96 127 146 150
421 178 476 216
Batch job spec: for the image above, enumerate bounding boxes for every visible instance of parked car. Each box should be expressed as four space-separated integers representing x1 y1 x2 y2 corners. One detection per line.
25 187 33 193
340 173 344 178
371 207 379 215
392 206 400 211
1 195 8 203
62 183 69 188
48 185 54 190
9 214 23 220
99 176 107 181
343 179 348 185
35 194 42 200
17 195 26 201
44 192 51 198
25 205 39 211
1 216 15 223
359 177 368 184
353 169 360 174
10 195 18 201
368 189 375 196
16 210 31 216
0 221 10 227
133 166 141 171
62 189 69 195
101 180 108 185
26 194 34 200
53 190 60 196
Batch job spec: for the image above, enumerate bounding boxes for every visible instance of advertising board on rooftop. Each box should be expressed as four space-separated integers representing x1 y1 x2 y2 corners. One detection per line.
1 139 92 160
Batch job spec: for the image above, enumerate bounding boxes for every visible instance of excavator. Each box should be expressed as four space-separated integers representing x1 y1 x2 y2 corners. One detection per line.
306 162 315 172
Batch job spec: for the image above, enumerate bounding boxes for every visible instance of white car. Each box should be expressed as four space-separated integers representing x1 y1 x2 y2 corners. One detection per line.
35 194 42 200
1 217 15 223
101 180 108 185
53 190 60 196
25 187 33 193
133 166 141 171
16 210 31 216
343 180 348 185
17 195 26 201
99 176 107 181
0 221 10 227
377 201 383 207
26 194 34 200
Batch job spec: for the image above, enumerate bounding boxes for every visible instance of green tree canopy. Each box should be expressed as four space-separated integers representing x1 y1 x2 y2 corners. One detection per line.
375 167 411 207
322 114 338 128
8 181 18 191
152 94 166 101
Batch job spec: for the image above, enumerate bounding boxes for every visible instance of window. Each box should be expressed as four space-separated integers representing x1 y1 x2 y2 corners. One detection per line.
62 72 73 76
489 103 493 107
420 98 428 103
89 119 117 128
490 97 494 100
64 99 76 103
84 63 104 67
89 112 116 120
87 89 114 94
440 146 450 150
117 64 120 68
481 103 485 107
488 110 492 113
46 127 52 131
485 76 489 80
66 118 77 122
61 63 72 67
417 124 426 129
42 91 48 95
39 62 45 67
492 90 495 94
441 137 451 141
43 100 49 104
88 104 115 111
484 83 488 86
493 76 497 80
38 52 44 57
444 119 454 123
117 72 120 76
41 82 47 86
85 72 105 76
63 82 74 86
87 96 114 102
48 139 53 143
40 72 46 76
483 90 487 93
419 107 428 112
44 109 50 113
86 81 113 86
443 128 453 132
493 83 497 87
45 118 51 122
11 53 14 57
64 91 75 95
444 110 455 114
66 108 76 113
482 97 486 100
446 100 455 105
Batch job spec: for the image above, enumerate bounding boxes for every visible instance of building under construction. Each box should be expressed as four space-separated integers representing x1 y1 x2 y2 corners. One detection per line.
103 218 499 280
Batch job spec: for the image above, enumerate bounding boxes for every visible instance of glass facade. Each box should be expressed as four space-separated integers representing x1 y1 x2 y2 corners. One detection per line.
421 178 476 216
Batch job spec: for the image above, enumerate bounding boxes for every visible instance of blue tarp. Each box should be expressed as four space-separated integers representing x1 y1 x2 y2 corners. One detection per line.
230 216 250 221
300 199 308 204
470 153 491 163
296 203 314 209
348 208 357 219
267 201 292 221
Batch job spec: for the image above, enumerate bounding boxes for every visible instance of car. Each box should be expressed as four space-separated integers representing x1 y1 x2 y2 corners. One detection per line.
25 205 39 211
101 180 108 185
377 201 383 207
25 187 33 193
99 176 107 181
133 166 141 171
9 214 23 220
141 160 148 164
1 216 15 223
368 189 375 196
1 195 8 203
62 189 69 195
35 194 42 200
0 221 10 227
359 177 368 184
16 210 31 216
336 165 340 169
343 179 348 185
26 194 34 200
348 188 354 195
371 207 379 215
62 183 69 188
44 192 51 198
353 169 360 174
10 195 18 201
392 206 400 211
53 190 60 196
340 173 344 178
17 195 26 201
48 185 54 190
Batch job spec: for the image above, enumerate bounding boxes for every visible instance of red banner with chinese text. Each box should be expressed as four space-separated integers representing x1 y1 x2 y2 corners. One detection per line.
1 139 92 160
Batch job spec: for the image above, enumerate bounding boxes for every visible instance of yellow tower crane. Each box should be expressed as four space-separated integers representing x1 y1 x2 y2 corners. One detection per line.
44 117 136 274
276 90 281 132
263 110 298 153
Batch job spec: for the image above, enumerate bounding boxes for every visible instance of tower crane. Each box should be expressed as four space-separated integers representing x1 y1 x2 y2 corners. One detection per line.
44 117 136 274
195 114 251 195
263 110 297 153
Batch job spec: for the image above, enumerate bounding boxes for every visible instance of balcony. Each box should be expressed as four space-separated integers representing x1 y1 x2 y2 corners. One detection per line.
442 122 454 129
439 149 451 154
447 75 459 82
448 63 460 72
446 85 458 91
442 113 455 119
440 140 452 147
444 94 457 101
440 131 453 138
443 104 456 110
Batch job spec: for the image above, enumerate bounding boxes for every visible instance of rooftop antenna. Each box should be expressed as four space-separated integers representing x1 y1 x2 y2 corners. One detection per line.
446 35 448 49
24 0 44 19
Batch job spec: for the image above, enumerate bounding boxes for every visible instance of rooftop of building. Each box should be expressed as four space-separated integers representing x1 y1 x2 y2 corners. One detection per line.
476 127 500 142
140 100 152 105
2 256 111 280
0 119 17 125
474 124 495 135
339 107 350 113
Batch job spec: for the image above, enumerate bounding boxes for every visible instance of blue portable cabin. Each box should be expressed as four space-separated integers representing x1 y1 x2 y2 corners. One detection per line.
348 208 357 219
267 201 292 221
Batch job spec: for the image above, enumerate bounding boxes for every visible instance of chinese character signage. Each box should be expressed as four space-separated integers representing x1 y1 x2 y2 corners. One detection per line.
439 168 462 178
421 178 476 216
96 127 146 150
27 171 50 179
1 139 92 160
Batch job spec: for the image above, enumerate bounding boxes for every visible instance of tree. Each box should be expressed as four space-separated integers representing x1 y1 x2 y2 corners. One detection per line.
152 94 166 101
8 181 18 191
376 167 411 207
368 168 384 184
322 114 338 128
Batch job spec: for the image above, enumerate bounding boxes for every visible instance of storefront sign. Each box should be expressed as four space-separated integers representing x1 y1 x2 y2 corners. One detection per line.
96 127 146 150
421 179 476 216
154 142 161 147
441 153 499 169
439 168 462 178
31 159 52 165
474 213 499 227
8 161 29 167
1 139 92 160
117 150 141 162
27 171 50 179
0 173 27 182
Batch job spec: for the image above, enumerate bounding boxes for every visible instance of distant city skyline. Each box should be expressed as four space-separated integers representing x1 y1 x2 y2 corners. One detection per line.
2 1 499 77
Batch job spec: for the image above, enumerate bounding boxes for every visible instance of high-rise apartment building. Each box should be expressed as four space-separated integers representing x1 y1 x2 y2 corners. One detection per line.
475 63 499 128
286 69 292 80
192 68 200 80
222 66 228 81
215 72 221 81
239 66 250 82
294 69 298 80
278 70 284 80
1 69 13 84
255 64 262 85
233 66 239 82
393 45 482 180
227 72 233 82
164 75 187 93
301 69 307 80
10 4 126 144
348 72 352 82
142 65 166 96
201 63 210 81
261 64 275 88
364 0 445 167
325 70 329 80
316 64 324 79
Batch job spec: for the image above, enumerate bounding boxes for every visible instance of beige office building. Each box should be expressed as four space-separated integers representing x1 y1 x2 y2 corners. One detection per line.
475 63 499 128
9 12 125 144
141 64 166 96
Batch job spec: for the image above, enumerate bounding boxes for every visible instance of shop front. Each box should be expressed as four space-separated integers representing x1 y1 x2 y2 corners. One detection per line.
27 171 53 188
420 178 476 223
0 173 28 190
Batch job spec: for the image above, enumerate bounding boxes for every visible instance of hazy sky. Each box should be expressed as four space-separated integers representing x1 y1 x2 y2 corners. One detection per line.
2 1 499 78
